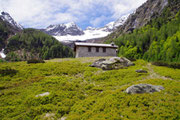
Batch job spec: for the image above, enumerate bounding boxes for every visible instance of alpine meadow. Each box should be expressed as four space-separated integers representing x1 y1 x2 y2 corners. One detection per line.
0 0 180 120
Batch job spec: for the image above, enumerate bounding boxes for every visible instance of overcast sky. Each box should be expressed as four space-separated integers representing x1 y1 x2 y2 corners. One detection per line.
0 0 147 29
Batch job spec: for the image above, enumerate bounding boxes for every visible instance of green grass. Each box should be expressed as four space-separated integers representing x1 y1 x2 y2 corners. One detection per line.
152 65 180 80
0 58 179 120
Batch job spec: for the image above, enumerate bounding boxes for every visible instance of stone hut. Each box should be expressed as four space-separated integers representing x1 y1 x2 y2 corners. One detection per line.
74 42 118 58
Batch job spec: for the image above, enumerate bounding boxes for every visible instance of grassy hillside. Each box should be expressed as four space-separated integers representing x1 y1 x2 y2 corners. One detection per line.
0 58 179 119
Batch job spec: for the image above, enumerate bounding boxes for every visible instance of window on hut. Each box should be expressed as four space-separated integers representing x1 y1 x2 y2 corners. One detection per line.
103 47 106 53
88 47 91 52
96 47 99 52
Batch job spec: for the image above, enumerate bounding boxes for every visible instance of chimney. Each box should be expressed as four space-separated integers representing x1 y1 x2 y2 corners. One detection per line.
111 42 115 46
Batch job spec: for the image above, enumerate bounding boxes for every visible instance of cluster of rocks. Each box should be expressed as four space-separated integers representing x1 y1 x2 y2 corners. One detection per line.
90 57 164 94
125 84 164 94
90 57 135 70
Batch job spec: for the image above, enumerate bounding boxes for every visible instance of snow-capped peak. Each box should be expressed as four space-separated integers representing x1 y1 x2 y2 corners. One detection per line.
44 22 84 36
97 14 129 32
105 21 115 29
86 26 97 31
65 22 76 28
43 14 130 43
0 11 23 30
98 21 115 32
114 14 129 28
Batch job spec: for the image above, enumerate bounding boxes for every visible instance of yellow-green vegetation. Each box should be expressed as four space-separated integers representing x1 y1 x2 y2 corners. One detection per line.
152 65 180 80
0 58 179 120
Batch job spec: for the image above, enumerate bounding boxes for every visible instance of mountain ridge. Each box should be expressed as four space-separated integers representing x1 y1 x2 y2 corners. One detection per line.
103 0 170 41
0 12 73 60
41 14 129 43
105 0 180 62
0 11 23 30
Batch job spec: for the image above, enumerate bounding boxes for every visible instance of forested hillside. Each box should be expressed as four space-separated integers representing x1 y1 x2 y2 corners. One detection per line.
0 18 19 50
5 29 73 61
106 0 180 62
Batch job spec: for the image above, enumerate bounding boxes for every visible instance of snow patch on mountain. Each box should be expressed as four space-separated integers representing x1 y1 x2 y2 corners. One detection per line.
114 14 130 28
54 29 110 42
0 49 6 58
0 11 23 30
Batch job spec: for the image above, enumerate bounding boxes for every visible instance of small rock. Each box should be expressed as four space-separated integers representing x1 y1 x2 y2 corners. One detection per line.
44 113 55 118
35 92 50 97
61 117 67 120
126 84 164 94
136 69 148 73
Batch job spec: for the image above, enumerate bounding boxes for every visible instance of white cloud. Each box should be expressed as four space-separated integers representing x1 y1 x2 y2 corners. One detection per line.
0 0 147 29
90 16 107 27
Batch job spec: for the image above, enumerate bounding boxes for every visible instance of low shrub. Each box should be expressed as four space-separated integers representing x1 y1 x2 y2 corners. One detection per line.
0 67 18 76
27 59 45 64
128 58 137 61
152 61 180 69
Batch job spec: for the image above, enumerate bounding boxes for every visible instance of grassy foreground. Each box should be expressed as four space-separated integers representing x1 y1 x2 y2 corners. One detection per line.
0 57 179 120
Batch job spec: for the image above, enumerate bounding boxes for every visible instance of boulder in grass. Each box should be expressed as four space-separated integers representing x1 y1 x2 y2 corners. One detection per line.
125 84 164 94
89 58 106 68
35 92 50 97
136 69 148 73
90 57 135 70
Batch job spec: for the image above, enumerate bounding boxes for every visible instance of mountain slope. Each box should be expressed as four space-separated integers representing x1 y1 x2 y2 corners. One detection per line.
5 29 73 61
0 11 24 58
0 12 73 61
106 0 180 62
42 22 84 36
0 11 23 30
42 15 128 43
105 0 170 40
0 17 20 51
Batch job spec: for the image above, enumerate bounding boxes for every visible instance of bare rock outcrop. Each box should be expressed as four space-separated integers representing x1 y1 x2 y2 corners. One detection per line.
126 84 164 94
136 69 148 73
90 57 135 70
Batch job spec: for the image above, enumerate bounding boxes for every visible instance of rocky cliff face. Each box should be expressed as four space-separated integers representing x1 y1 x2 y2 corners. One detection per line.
105 0 170 40
0 11 23 31
0 17 21 52
122 0 168 32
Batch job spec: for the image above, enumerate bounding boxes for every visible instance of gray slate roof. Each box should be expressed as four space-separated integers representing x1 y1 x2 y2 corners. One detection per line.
75 42 118 48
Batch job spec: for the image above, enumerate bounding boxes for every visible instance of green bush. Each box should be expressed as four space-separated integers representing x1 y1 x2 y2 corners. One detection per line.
0 67 18 76
152 61 180 69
